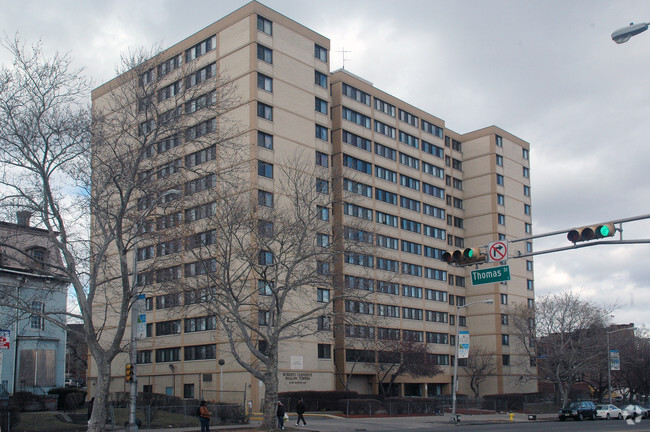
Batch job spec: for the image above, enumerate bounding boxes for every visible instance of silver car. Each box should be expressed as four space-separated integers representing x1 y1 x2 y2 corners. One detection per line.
595 404 622 420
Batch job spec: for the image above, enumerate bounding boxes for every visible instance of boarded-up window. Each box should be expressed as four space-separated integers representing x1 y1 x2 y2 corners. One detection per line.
19 349 56 387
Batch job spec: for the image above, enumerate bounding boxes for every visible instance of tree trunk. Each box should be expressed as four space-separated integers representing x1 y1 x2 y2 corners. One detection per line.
261 363 280 429
88 358 111 432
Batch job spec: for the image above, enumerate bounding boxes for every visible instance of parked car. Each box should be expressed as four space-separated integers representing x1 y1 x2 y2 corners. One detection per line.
595 404 622 420
621 404 647 420
65 378 84 388
558 401 597 421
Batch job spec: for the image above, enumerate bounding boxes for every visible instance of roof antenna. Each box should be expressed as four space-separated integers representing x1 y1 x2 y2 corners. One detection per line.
337 47 351 69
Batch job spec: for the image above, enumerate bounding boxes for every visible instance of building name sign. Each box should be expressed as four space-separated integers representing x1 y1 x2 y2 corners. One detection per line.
282 372 312 385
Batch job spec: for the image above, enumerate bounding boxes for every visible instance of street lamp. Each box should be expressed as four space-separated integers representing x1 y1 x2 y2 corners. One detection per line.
612 22 649 44
606 325 635 404
451 298 494 424
128 189 181 432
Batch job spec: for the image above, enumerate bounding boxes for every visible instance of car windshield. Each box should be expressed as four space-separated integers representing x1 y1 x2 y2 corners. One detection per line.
563 403 579 409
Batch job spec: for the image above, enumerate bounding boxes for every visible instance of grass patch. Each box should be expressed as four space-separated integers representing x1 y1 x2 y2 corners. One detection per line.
12 412 88 432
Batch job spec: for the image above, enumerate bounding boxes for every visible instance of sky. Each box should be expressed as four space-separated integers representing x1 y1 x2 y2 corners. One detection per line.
2 0 650 328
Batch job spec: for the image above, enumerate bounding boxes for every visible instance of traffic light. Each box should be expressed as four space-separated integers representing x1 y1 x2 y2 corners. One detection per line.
567 223 616 243
125 363 134 382
442 247 485 265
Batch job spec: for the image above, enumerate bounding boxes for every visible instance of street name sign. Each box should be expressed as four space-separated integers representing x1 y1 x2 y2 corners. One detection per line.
471 265 511 286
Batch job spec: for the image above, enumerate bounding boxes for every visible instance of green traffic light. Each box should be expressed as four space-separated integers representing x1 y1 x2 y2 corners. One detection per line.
599 225 610 237
467 249 474 258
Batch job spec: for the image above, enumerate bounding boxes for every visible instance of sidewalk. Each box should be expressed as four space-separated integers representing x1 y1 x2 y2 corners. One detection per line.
137 411 557 431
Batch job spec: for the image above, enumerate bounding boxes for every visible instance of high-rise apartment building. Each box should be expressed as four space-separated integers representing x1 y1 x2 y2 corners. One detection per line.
89 1 535 409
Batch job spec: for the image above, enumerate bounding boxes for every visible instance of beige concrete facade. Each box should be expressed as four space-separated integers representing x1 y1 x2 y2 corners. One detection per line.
89 1 535 410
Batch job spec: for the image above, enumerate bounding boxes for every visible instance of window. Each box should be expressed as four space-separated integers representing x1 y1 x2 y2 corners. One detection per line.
524 204 531 215
342 83 371 105
376 234 398 250
342 107 371 128
523 167 530 178
258 310 270 326
426 310 448 323
317 288 330 303
401 217 421 233
157 238 182 256
316 261 330 275
502 334 510 346
345 300 374 315
344 203 372 220
316 124 329 141
400 174 420 191
375 188 397 205
30 301 44 330
399 152 419 169
185 316 217 332
158 80 182 102
258 250 274 266
423 141 444 158
257 15 272 35
525 222 532 234
496 154 503 166
257 102 273 121
496 174 504 186
258 190 273 207
528 298 535 308
345 227 372 243
156 320 181 336
425 289 447 302
257 44 273 63
374 120 396 138
523 148 529 160
185 145 216 168
377 304 400 318
399 131 419 149
526 260 533 271
496 135 503 147
402 285 423 298
424 267 446 281
422 161 444 178
343 178 372 197
524 185 531 196
186 36 216 62
315 70 327 88
137 351 152 364
401 262 422 276
258 131 273 149
376 258 399 272
374 98 395 116
315 97 328 114
500 294 508 305
343 130 371 151
315 44 327 61
317 316 331 331
398 109 418 127
318 344 331 359
498 214 505 225
257 73 272 92
316 178 329 194
501 314 509 325
186 91 217 114
316 151 329 167
184 383 195 399
343 154 372 174
374 143 396 161
421 119 443 138
497 194 505 205
156 347 180 363
258 160 273 178
376 211 398 227
185 202 216 223
186 63 216 88
502 355 510 366
258 280 273 296
317 233 330 248
185 174 216 195
400 196 421 212
527 279 534 290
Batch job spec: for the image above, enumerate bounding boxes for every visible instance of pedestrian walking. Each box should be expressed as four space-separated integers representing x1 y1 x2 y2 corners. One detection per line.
296 398 307 426
277 401 286 430
198 400 211 432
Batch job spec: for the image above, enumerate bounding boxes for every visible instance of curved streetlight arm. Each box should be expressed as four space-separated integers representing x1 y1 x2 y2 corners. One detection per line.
612 22 649 44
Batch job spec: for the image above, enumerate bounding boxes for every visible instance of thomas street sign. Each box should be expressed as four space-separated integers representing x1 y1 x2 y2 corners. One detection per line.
471 265 511 286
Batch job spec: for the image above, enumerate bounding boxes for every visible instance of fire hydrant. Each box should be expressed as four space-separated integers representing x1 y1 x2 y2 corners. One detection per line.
509 412 514 421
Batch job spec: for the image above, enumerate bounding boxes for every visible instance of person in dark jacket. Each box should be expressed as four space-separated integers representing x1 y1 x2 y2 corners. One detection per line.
199 400 211 432
276 401 286 430
296 398 307 426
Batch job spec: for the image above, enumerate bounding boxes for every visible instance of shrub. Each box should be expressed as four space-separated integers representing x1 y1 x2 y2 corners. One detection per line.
337 398 383 415
49 388 86 410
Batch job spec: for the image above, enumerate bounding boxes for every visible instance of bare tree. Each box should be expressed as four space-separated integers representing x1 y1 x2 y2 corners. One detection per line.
0 36 238 431
509 291 612 405
372 338 443 396
178 153 378 428
463 344 496 401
